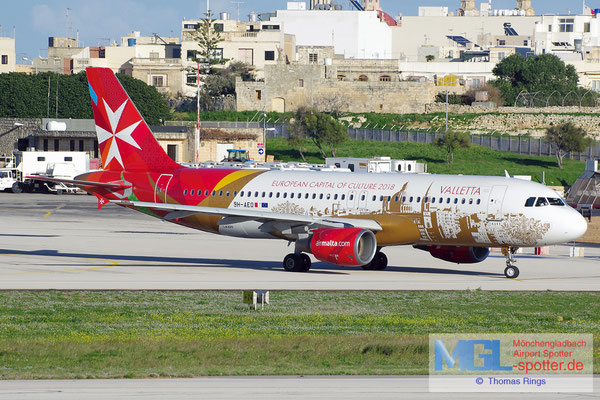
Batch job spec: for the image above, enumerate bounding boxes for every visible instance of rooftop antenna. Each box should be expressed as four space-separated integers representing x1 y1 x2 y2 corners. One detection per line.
206 0 211 15
232 1 244 21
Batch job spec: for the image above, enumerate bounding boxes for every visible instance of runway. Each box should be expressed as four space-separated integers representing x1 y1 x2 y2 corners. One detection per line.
1 193 599 291
0 376 598 400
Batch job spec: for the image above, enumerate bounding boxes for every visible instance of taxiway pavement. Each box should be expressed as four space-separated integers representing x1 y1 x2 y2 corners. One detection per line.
1 193 598 291
0 376 598 400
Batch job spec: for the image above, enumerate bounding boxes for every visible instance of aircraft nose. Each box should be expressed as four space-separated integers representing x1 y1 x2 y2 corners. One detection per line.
565 210 588 242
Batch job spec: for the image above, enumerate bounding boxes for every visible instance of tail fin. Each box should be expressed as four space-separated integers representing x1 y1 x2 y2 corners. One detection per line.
86 67 179 172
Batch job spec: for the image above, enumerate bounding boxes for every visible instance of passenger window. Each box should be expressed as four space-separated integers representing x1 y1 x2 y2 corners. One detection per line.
212 190 216 196
326 193 330 200
261 192 265 198
190 190 195 196
525 197 536 207
388 196 391 202
536 197 549 207
547 198 565 206
269 192 273 198
476 199 481 205
409 197 414 203
348 164 355 172
402 196 406 202
240 191 244 197
446 198 451 204
205 190 209 196
283 193 287 198
334 194 338 200
350 194 354 201
276 192 280 198
416 197 421 203
395 196 399 202
469 198 473 205
312 193 317 199
380 195 384 201
184 190 188 195
305 193 309 199
461 198 466 204
372 195 377 201
341 194 345 200
291 193 295 199
254 191 259 197
431 197 436 204
424 197 429 203
361 195 365 201
219 191 223 196
226 191 230 197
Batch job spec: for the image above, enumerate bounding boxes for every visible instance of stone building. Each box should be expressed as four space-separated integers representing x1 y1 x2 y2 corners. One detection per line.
236 46 435 114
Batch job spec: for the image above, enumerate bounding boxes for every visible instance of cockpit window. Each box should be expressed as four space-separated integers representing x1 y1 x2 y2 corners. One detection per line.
525 197 536 207
547 197 565 206
535 197 549 207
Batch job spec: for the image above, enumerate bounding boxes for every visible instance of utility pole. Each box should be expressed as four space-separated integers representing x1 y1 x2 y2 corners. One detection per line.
195 62 200 163
231 1 244 21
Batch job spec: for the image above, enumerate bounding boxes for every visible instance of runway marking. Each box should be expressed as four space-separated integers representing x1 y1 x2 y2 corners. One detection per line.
44 211 51 218
44 204 66 218
0 255 119 275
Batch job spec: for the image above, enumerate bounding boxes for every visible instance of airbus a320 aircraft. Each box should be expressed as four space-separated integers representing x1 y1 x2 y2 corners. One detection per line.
41 68 588 279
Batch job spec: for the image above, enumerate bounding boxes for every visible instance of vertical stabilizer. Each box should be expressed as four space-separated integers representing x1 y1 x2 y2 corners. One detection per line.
86 67 179 172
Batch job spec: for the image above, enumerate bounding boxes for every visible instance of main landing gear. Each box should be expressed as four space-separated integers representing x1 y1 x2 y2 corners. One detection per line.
283 253 311 272
502 247 520 279
361 251 388 271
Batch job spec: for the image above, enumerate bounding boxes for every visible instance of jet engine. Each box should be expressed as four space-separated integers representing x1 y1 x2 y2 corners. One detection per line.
420 245 490 264
300 228 377 267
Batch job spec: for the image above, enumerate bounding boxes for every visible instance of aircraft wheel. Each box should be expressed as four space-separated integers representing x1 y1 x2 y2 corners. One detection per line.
361 252 388 271
504 265 519 279
300 254 312 272
283 253 307 272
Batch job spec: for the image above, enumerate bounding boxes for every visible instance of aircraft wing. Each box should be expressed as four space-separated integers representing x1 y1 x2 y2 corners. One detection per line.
110 199 383 232
25 175 132 190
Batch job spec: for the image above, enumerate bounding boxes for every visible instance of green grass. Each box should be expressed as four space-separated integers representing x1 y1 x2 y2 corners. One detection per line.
0 291 598 378
267 138 586 186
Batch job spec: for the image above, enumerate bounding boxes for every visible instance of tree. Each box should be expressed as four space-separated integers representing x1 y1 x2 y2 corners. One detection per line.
198 62 255 110
491 54 580 105
0 72 170 124
545 122 593 169
434 131 470 165
425 55 435 62
288 107 348 159
193 12 226 71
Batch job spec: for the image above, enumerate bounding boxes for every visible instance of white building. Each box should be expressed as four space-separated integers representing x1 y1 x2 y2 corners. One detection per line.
0 37 15 73
180 17 295 97
270 9 393 59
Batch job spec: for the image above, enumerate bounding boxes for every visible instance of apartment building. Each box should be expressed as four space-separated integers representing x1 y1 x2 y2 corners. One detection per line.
0 36 15 73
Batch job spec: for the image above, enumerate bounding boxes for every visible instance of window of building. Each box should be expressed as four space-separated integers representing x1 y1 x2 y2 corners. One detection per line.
559 18 574 33
187 74 197 85
265 50 275 61
585 22 591 33
262 25 280 30
1 55 7 65
149 52 159 60
152 75 165 87
70 140 75 151
255 90 262 100
78 140 84 152
379 75 392 82
184 23 199 30
298 79 304 87
498 52 506 60
214 23 224 32
167 144 177 161
43 139 48 152
54 139 59 151
548 24 552 32
498 39 506 46
337 75 346 81
309 53 318 63
358 75 368 81
99 49 105 58
210 48 223 60
187 50 196 61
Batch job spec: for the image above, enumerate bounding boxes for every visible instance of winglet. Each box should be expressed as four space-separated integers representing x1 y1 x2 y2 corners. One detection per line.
95 193 110 210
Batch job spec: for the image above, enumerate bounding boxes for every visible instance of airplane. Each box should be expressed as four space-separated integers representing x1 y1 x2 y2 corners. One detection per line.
35 67 588 279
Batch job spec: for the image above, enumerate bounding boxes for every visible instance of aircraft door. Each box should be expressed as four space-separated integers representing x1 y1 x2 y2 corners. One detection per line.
487 185 507 221
347 190 357 210
155 174 173 203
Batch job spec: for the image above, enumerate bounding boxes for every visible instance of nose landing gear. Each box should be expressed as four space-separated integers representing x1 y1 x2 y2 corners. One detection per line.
502 247 520 279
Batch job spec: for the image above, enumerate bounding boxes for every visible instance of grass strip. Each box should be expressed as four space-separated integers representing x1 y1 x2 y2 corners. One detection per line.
0 291 597 378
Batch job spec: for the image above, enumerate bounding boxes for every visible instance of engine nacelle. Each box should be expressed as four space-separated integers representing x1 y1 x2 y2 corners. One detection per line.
423 245 490 264
308 228 377 267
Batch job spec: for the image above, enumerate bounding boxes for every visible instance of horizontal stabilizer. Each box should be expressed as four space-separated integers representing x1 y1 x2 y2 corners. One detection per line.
25 175 132 190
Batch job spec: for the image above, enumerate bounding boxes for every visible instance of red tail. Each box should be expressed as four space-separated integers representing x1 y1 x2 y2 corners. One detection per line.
86 67 179 172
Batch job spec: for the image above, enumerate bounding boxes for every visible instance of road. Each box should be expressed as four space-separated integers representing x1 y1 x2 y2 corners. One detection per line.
0 376 597 400
0 193 598 291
